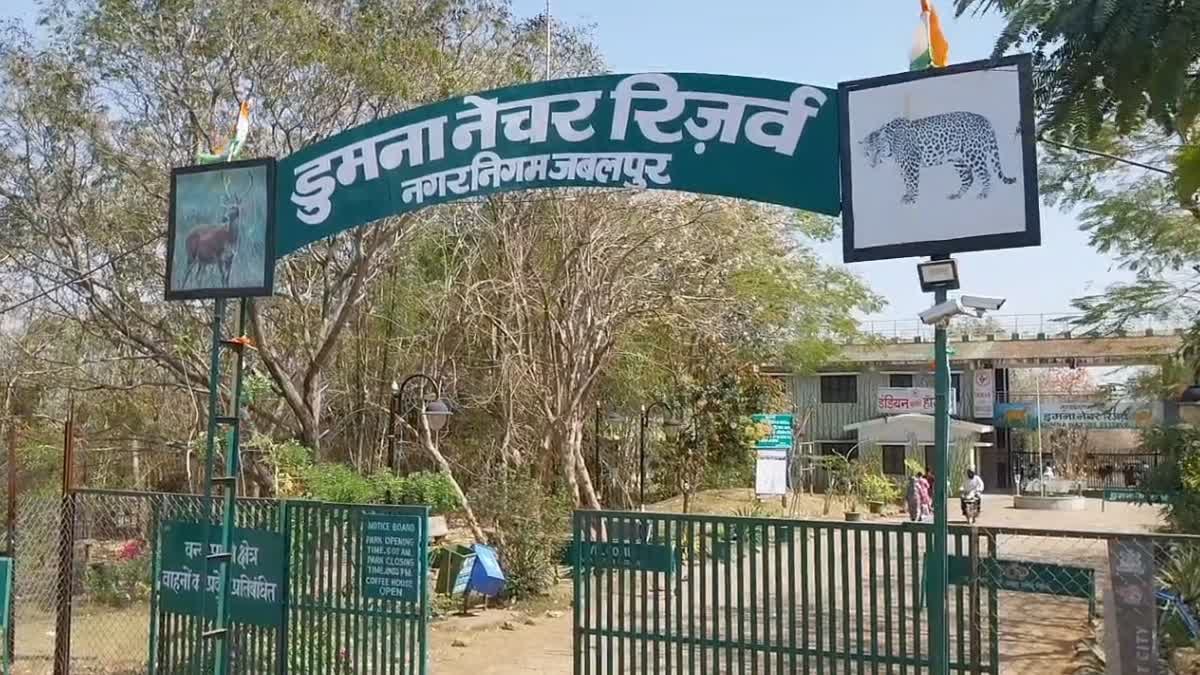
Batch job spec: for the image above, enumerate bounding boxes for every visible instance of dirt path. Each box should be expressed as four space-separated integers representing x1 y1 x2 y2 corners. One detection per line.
430 613 574 674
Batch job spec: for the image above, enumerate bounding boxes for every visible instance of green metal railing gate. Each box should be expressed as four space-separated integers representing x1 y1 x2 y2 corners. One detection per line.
149 498 429 674
572 510 998 674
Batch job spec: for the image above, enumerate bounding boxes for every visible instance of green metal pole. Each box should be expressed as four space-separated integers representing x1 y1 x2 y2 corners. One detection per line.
214 299 249 675
929 258 951 675
2 559 8 672
3 559 9 672
147 499 161 674
199 297 225 666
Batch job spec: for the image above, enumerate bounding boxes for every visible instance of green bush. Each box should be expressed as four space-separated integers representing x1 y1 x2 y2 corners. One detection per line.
861 473 901 504
472 469 572 599
372 471 461 514
83 550 151 608
701 460 754 490
1143 425 1200 534
303 463 377 504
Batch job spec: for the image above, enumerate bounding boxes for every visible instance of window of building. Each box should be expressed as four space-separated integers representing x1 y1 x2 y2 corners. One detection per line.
888 373 914 388
820 375 858 404
822 442 859 460
951 373 962 397
882 445 907 475
923 444 935 471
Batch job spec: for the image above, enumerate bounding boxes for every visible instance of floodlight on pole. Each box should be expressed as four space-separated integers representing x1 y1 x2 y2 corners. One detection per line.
914 253 1006 675
917 258 960 293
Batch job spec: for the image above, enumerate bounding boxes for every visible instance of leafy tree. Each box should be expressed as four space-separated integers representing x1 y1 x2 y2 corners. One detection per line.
1143 425 1200 534
0 0 878 527
0 0 600 486
956 0 1200 140
657 365 778 513
955 1 1200 346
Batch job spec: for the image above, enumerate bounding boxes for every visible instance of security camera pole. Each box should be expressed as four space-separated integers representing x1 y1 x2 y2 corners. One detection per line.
916 255 958 675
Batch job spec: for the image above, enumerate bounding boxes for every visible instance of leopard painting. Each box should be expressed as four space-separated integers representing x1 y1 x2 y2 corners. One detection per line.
859 112 1017 204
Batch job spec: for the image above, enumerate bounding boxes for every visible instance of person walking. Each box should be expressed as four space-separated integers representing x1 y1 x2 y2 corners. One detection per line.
960 468 985 519
918 472 932 521
906 472 924 522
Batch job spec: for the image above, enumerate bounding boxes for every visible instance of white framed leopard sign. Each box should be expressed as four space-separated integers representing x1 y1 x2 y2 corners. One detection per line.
837 54 1040 263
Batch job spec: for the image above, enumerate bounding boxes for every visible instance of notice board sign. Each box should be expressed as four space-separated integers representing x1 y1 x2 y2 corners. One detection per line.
361 514 425 602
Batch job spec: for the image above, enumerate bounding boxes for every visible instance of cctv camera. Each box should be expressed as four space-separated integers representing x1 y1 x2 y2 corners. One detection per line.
959 295 1007 315
919 299 966 325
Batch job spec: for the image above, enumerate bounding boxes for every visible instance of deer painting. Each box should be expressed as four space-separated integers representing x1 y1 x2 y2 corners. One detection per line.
179 169 254 288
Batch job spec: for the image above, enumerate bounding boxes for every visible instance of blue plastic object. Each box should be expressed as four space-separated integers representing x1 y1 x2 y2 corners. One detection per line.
467 544 506 598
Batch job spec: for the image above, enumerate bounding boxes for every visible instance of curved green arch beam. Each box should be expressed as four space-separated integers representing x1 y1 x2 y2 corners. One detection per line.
274 72 841 257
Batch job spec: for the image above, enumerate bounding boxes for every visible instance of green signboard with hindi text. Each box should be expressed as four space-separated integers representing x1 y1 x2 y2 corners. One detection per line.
276 73 840 256
1103 488 1170 504
752 413 794 455
157 521 285 627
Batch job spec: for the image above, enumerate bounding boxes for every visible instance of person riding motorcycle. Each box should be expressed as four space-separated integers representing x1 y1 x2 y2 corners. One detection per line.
960 469 984 521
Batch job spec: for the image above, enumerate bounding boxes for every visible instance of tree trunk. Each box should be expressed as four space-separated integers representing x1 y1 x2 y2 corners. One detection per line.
131 439 142 490
416 423 488 544
572 439 601 510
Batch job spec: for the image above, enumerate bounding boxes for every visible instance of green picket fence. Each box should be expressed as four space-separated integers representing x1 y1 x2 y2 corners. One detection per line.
572 510 998 674
148 495 429 674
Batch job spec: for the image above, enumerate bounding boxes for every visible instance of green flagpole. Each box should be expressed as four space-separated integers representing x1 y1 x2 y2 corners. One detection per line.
212 300 248 675
929 254 951 675
199 108 252 673
198 297 225 668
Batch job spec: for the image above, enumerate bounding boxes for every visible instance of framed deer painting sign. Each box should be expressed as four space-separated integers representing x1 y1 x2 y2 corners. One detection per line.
166 157 277 300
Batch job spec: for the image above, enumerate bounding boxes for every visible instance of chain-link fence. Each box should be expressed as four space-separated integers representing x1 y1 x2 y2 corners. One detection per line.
11 492 65 675
973 526 1200 674
7 486 1200 673
9 489 210 674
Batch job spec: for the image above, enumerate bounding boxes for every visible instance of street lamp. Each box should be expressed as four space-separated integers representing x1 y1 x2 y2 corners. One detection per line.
389 374 453 471
1178 383 1200 425
916 254 1006 675
592 404 627 507
638 401 680 510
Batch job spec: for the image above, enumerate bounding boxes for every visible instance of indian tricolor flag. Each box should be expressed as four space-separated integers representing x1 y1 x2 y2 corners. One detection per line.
197 99 252 164
910 0 950 70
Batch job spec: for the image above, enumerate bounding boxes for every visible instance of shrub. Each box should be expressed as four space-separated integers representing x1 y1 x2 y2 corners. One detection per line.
861 473 901 504
472 469 572 599
302 463 376 504
1143 425 1200 534
371 471 461 514
83 542 151 608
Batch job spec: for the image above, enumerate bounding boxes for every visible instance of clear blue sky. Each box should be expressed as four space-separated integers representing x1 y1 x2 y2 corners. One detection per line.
3 0 1129 323
508 0 1129 324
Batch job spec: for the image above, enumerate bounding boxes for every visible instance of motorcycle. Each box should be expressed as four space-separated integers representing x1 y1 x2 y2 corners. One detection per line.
960 491 981 524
